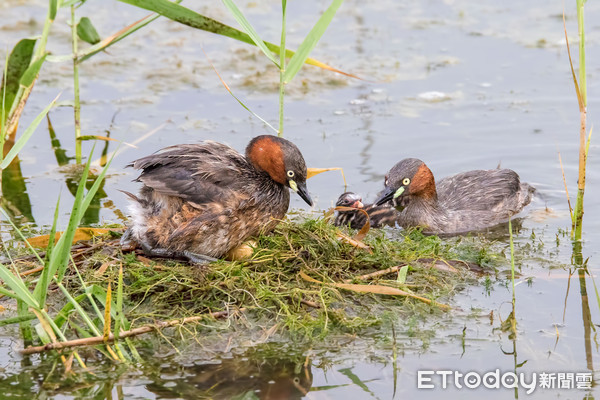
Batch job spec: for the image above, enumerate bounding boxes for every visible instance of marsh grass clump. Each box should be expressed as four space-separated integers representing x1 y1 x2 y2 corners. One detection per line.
63 217 496 340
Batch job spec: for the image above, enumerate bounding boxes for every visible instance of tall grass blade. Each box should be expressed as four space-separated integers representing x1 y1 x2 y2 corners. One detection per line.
34 196 61 306
2 56 7 145
56 281 102 336
0 286 17 299
80 149 116 213
222 0 279 66
48 148 93 281
0 313 36 327
0 208 44 265
562 11 584 112
45 146 113 282
1 93 59 169
71 5 82 164
0 263 40 309
283 0 343 83
16 299 33 343
53 292 87 328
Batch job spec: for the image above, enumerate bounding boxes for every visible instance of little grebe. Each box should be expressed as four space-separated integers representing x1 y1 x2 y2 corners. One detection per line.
375 158 534 234
121 135 313 262
334 192 401 229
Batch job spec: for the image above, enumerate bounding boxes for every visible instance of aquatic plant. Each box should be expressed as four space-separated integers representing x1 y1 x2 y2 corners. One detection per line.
222 0 344 135
563 0 590 241
0 147 121 365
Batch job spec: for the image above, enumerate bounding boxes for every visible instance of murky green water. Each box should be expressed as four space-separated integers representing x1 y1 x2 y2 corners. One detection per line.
1 0 600 398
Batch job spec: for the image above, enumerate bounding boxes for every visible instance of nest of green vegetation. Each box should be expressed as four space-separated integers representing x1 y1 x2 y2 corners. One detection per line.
63 216 491 340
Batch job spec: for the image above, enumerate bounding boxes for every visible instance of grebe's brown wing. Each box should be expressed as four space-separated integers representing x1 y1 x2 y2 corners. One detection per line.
128 142 250 204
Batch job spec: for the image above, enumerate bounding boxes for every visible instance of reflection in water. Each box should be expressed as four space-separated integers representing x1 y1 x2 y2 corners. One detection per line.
145 351 313 399
47 114 71 167
61 165 107 227
0 114 109 233
1 140 34 224
573 239 595 372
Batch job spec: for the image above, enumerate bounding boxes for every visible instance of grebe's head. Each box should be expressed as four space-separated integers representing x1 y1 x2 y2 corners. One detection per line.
375 158 436 209
335 192 364 209
246 135 312 206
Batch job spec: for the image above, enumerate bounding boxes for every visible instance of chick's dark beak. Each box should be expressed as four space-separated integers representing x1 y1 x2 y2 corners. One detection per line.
375 187 395 206
296 181 313 206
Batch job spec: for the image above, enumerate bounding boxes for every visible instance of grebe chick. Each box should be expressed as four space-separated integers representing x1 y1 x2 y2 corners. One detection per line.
121 135 312 263
334 192 401 229
375 158 534 235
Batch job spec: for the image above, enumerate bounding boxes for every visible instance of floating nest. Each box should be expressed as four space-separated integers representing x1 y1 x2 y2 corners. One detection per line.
1 214 500 357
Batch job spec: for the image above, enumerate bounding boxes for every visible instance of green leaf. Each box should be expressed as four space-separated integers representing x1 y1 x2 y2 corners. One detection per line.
397 265 408 284
1 93 59 169
222 0 279 66
77 17 101 45
49 0 58 20
116 0 290 63
283 0 343 83
1 39 36 122
19 54 47 89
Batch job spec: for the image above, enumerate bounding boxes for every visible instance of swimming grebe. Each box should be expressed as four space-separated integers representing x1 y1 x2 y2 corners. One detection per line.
375 158 534 234
121 135 313 262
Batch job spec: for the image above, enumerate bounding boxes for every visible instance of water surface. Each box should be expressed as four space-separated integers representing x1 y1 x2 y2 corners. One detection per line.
1 0 599 398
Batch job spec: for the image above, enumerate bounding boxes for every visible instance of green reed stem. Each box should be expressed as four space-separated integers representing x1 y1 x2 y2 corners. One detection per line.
508 219 516 307
34 1 55 60
71 6 82 164
1 58 8 160
572 0 587 241
577 0 586 107
278 0 287 137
